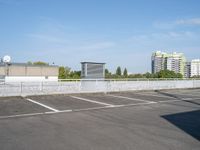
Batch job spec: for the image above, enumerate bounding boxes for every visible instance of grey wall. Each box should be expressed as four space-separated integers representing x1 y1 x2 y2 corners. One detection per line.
0 79 200 97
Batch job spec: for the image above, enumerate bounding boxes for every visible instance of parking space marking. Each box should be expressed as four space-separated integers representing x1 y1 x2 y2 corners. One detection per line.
107 94 153 103
158 97 200 103
161 92 200 98
26 98 60 112
134 92 177 99
70 96 114 107
2 97 199 120
0 102 157 119
112 101 157 108
0 111 55 119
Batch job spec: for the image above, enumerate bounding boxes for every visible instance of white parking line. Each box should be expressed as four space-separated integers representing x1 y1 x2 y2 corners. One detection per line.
158 97 200 103
134 92 177 99
112 101 157 108
70 96 114 106
2 97 199 120
0 111 60 119
0 102 156 119
107 94 153 103
161 92 200 97
26 98 60 112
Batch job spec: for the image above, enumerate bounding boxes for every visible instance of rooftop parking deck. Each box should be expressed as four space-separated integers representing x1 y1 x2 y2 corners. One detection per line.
0 89 200 150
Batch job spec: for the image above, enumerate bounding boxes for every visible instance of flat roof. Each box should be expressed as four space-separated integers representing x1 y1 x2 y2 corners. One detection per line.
0 63 58 67
81 62 106 64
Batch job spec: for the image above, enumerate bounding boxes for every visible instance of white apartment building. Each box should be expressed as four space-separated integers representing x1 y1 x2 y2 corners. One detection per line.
166 52 186 75
152 51 186 76
191 59 200 77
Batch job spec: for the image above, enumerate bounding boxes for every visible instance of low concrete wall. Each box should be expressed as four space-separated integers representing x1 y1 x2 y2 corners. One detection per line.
106 80 199 92
0 79 200 97
5 76 58 82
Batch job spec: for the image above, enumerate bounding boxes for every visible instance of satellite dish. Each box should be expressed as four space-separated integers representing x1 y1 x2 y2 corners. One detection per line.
3 55 11 64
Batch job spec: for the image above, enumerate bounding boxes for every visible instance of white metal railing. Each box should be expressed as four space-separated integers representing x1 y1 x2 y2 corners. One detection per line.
0 78 200 96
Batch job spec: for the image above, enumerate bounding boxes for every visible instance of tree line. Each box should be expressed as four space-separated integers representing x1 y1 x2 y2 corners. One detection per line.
58 66 184 79
27 61 185 79
59 66 81 79
105 66 183 79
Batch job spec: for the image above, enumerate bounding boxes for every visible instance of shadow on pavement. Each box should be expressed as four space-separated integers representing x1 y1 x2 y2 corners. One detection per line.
162 110 200 141
184 100 200 106
155 90 180 99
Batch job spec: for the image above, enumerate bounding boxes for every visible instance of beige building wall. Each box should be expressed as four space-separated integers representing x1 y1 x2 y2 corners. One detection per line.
9 66 26 76
0 65 58 76
42 67 59 76
26 67 42 76
0 67 5 75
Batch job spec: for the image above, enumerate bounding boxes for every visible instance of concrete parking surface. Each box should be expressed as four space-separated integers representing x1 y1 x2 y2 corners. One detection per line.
0 89 200 150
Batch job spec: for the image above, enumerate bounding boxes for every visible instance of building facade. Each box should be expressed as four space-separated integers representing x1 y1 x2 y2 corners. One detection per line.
191 59 200 77
0 63 59 82
151 51 167 74
184 62 191 78
81 62 105 79
166 52 186 75
151 51 186 76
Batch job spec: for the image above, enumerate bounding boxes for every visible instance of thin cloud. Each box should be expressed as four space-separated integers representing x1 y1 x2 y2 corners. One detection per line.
79 42 116 50
153 17 200 29
153 22 175 29
27 33 68 44
176 18 200 25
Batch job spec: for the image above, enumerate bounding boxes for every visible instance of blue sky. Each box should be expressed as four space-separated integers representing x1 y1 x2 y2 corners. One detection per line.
0 0 200 73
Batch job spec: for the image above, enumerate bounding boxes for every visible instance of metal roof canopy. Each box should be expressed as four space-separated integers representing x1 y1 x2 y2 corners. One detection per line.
81 62 106 64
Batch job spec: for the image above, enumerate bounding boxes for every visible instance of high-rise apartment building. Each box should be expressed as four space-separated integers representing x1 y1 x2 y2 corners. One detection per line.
151 51 186 76
151 51 167 74
184 62 191 78
166 52 186 75
191 59 200 77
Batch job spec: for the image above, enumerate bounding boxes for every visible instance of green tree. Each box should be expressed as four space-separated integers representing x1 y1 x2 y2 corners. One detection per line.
70 71 81 79
175 73 183 78
191 75 200 78
27 61 32 65
64 67 71 78
58 66 66 79
116 66 122 76
128 73 145 78
105 69 109 75
105 68 112 78
123 68 128 77
144 72 152 78
157 70 183 78
33 61 49 66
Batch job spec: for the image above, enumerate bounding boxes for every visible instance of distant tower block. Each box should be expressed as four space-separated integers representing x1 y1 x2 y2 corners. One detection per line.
81 62 105 79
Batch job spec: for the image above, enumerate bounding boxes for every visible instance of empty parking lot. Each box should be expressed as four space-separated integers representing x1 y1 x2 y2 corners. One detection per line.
0 89 200 150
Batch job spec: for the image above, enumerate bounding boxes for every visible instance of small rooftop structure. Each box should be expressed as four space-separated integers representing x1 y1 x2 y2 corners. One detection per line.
81 62 105 79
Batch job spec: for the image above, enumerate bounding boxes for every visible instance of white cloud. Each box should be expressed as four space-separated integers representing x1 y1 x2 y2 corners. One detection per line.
154 17 200 29
176 18 200 25
126 31 199 52
26 17 116 51
27 33 68 44
153 22 175 29
79 41 115 50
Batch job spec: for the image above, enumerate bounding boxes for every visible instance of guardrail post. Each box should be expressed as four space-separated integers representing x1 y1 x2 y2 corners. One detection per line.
41 82 43 92
20 82 23 94
95 79 97 92
193 78 195 88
